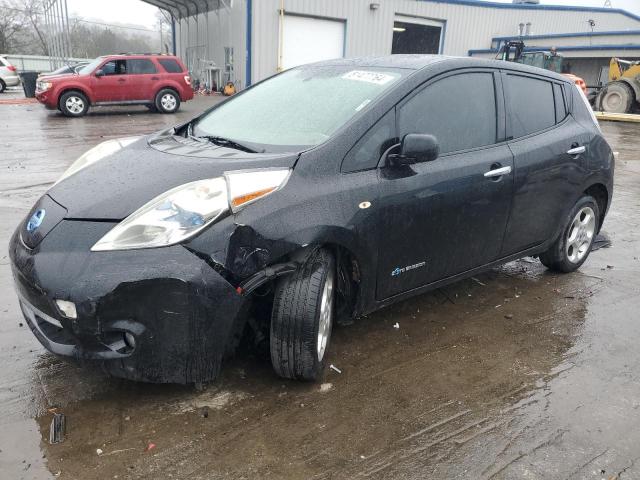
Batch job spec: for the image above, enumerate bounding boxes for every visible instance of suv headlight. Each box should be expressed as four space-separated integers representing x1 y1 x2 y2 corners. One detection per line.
91 169 291 251
55 137 141 185
37 81 52 91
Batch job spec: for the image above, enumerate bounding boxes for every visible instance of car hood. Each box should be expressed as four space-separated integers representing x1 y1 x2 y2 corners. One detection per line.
47 130 300 220
38 73 76 81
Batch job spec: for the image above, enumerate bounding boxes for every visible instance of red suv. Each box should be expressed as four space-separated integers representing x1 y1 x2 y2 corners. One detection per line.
35 54 194 117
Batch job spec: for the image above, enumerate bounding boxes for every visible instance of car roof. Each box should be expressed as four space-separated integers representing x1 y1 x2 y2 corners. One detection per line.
302 55 571 83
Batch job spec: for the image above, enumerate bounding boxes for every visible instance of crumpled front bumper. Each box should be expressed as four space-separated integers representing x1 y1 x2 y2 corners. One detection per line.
9 217 247 384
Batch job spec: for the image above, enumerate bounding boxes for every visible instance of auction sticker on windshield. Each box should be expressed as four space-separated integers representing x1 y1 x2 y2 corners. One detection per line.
342 70 396 85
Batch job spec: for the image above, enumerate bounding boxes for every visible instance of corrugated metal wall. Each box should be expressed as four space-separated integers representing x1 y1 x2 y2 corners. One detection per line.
174 0 640 87
175 1 247 90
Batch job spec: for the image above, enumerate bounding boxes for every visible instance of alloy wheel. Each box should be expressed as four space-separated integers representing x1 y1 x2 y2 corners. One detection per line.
566 206 596 264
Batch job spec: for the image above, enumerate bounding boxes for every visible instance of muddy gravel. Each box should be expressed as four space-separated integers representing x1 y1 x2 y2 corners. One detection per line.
1 92 640 479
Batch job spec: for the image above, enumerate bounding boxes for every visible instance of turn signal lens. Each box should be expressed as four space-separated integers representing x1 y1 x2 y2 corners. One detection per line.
225 169 291 212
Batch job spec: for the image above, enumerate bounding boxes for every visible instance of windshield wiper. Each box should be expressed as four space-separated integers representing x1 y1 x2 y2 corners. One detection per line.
195 135 261 153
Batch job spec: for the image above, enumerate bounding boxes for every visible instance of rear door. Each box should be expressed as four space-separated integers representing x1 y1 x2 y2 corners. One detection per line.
500 73 590 255
376 69 514 300
126 58 160 101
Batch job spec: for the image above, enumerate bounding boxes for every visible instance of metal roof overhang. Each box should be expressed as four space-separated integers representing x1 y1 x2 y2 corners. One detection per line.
140 0 225 19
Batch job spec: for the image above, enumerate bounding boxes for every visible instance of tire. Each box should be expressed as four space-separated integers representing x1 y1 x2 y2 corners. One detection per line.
599 82 634 113
59 90 89 117
539 195 600 273
0 80 6 93
270 248 336 381
155 88 180 113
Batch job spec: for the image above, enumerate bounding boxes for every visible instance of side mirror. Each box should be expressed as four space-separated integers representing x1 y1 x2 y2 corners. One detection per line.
95 69 104 78
389 134 439 166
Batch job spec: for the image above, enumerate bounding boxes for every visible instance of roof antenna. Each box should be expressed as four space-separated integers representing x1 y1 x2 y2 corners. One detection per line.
603 0 612 7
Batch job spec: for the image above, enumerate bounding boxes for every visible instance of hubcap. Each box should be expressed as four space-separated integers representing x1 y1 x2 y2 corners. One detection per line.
566 206 596 264
65 96 84 114
317 268 334 362
604 92 622 110
161 94 177 110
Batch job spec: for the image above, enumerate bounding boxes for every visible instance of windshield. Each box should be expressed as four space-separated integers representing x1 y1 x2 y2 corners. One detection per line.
78 57 104 75
192 66 405 152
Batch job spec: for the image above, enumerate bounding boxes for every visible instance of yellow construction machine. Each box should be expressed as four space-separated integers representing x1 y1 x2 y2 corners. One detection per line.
596 58 640 113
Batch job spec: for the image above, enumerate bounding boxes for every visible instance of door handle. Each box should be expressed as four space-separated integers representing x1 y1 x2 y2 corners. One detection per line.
567 146 586 156
484 166 512 178
118 78 126 83
151 76 160 81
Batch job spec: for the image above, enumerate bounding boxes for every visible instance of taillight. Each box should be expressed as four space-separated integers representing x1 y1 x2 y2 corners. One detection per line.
7 65 17 72
184 75 191 85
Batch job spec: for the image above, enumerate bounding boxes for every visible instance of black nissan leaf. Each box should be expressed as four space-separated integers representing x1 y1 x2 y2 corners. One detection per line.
9 56 614 384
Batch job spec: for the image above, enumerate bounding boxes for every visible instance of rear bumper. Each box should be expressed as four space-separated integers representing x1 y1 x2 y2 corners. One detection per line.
9 219 247 384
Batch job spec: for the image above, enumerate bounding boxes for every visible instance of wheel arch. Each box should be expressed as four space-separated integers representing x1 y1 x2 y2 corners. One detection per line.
154 85 180 100
57 86 92 106
584 183 609 232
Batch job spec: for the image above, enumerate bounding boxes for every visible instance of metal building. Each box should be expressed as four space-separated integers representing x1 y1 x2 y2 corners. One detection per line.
141 0 640 88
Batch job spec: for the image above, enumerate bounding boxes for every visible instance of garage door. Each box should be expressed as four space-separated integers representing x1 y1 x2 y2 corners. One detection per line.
282 15 345 70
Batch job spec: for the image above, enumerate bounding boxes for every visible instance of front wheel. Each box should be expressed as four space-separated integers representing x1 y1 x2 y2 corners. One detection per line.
270 248 335 381
59 91 89 117
539 196 600 273
155 89 180 113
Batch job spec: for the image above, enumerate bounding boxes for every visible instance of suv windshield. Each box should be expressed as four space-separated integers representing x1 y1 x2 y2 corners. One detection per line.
192 66 405 152
78 57 105 75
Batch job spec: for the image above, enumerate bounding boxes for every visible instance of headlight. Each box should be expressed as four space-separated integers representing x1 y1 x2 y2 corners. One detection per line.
37 81 52 91
55 137 141 185
91 169 291 251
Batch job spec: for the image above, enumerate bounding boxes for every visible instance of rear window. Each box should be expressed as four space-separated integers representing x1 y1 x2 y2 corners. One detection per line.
158 58 183 73
0 57 8 66
553 83 567 122
128 59 157 74
506 75 556 138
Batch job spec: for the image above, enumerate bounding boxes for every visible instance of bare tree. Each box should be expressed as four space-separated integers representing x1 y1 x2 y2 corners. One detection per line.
0 1 28 53
22 0 49 55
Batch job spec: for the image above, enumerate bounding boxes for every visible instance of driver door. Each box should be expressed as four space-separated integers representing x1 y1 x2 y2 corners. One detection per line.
91 59 131 103
376 70 514 300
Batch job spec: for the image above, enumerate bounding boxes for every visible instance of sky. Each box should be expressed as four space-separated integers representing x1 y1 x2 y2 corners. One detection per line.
66 0 640 32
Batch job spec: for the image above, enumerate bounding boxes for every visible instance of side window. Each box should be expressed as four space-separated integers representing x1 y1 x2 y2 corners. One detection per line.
342 109 396 172
127 59 157 74
506 75 555 138
101 60 127 75
553 83 567 123
158 58 182 73
398 72 497 154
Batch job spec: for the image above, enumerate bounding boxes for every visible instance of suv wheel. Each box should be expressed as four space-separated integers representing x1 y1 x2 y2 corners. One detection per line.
539 195 600 273
155 89 180 113
0 80 6 93
59 91 89 117
270 248 335 381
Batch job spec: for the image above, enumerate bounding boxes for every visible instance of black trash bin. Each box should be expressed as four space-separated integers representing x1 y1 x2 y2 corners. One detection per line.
19 71 39 98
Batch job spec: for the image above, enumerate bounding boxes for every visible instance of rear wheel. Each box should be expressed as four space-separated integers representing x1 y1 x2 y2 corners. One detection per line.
270 248 335 381
155 89 180 113
59 91 89 117
0 80 6 93
539 195 599 273
599 82 634 113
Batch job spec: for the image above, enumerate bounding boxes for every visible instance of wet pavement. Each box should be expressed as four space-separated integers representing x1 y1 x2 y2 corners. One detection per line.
1 92 640 480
